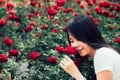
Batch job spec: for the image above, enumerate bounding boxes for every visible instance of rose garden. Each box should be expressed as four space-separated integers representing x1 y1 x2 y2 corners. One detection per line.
0 0 120 80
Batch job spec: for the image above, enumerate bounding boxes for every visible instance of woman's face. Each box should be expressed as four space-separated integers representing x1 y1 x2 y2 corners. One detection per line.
68 32 95 57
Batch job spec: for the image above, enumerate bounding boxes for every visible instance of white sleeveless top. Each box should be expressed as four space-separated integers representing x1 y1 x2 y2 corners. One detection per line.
94 47 120 80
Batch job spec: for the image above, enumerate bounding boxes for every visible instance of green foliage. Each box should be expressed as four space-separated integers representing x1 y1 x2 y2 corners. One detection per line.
0 0 120 80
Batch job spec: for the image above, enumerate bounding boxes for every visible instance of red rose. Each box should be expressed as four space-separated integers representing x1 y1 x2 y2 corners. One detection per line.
65 45 77 55
62 26 67 32
46 6 57 16
8 14 15 20
92 0 97 4
62 8 70 13
49 15 54 20
28 13 35 19
93 19 100 26
46 0 50 2
115 37 120 44
35 11 42 17
63 18 68 22
73 12 78 17
9 11 16 15
48 56 57 64
52 28 58 34
29 22 36 27
86 1 93 6
30 1 36 7
41 24 48 30
0 19 6 28
6 2 14 11
109 13 117 18
80 4 84 9
102 10 110 17
109 2 116 11
67 8 74 12
95 7 103 14
8 14 20 22
0 54 8 63
99 1 110 8
88 15 94 20
0 32 2 36
0 70 2 74
0 0 5 3
109 25 116 30
54 4 60 10
37 1 42 8
29 51 41 60
76 0 81 4
4 36 14 46
115 4 120 11
24 25 32 32
56 0 66 7
86 11 90 15
14 22 21 27
9 49 19 56
73 60 80 67
56 45 64 53
34 32 42 38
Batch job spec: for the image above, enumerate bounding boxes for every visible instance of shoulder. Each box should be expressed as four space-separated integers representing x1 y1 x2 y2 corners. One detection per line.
94 47 119 59
94 47 120 62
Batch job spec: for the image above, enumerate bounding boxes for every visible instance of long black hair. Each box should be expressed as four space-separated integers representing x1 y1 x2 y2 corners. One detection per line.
67 14 110 49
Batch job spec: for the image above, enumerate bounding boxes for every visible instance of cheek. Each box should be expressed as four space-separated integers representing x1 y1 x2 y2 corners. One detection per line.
78 49 88 56
78 46 90 56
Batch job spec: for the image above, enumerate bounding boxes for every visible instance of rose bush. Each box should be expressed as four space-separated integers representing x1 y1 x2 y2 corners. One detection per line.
0 0 120 80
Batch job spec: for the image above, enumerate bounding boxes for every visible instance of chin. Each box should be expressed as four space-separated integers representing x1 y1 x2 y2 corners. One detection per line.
79 52 86 57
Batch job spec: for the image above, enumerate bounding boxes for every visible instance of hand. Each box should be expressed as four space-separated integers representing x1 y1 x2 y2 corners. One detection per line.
60 55 83 80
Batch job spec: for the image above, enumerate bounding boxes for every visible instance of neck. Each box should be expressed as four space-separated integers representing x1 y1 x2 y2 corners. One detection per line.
88 48 96 58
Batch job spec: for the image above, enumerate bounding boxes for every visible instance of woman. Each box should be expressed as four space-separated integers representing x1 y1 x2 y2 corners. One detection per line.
60 14 120 80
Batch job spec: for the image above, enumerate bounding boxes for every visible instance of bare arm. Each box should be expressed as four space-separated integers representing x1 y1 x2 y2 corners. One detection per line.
59 55 86 80
96 70 112 80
